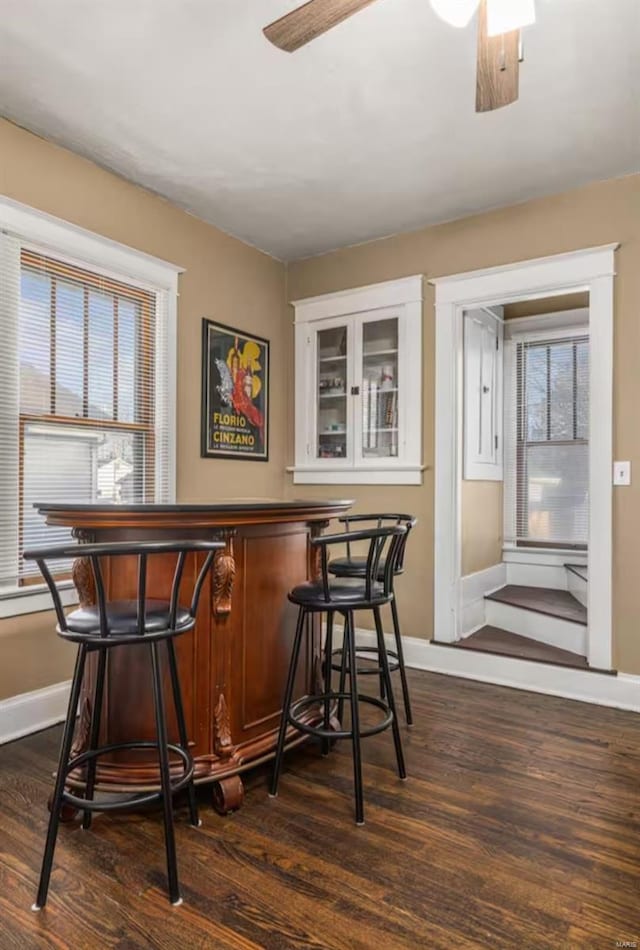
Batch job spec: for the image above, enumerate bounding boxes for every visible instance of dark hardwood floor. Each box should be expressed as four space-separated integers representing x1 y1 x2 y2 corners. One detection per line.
1 669 639 949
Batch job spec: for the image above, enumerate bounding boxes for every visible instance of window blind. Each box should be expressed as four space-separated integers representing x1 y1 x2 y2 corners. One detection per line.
0 231 173 587
504 332 589 548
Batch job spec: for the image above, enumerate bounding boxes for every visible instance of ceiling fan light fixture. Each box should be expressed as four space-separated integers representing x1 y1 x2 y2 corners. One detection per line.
485 0 535 36
429 0 480 29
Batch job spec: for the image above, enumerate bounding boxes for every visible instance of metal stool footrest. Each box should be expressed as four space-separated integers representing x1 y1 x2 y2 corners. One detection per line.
330 645 400 677
60 740 194 812
289 693 393 740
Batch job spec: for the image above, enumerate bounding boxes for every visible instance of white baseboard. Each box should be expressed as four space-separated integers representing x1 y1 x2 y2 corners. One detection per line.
460 563 506 636
0 681 71 746
351 627 640 713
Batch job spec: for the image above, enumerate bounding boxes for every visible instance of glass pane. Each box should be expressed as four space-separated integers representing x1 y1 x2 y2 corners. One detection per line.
19 269 51 414
361 318 398 459
317 326 347 459
118 297 138 423
524 344 547 442
88 290 114 419
549 342 574 440
22 421 146 573
55 280 84 417
523 442 589 544
576 340 589 440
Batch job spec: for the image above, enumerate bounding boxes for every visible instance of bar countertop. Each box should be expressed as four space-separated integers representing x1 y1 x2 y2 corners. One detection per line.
36 498 354 528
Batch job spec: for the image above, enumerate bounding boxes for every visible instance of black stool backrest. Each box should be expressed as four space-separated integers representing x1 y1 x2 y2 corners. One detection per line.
23 539 224 638
339 513 417 573
313 525 407 602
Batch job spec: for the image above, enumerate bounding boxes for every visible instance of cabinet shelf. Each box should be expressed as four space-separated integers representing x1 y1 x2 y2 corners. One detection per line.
363 348 398 359
319 355 347 363
318 392 346 399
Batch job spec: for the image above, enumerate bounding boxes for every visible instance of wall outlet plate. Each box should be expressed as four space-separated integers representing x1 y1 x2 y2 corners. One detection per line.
613 461 631 486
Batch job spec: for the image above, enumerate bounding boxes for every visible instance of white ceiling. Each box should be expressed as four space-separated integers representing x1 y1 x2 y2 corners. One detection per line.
1 0 638 260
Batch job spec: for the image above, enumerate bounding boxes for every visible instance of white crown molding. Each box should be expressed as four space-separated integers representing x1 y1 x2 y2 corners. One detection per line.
0 195 183 292
429 244 619 307
291 274 423 323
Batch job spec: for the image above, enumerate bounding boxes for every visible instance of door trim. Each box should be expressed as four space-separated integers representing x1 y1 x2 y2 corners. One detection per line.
432 244 618 670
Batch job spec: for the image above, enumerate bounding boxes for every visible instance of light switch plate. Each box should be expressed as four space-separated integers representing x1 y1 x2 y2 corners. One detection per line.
613 461 631 486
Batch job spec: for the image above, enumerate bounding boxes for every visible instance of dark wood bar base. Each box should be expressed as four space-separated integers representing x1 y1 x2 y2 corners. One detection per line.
37 500 352 810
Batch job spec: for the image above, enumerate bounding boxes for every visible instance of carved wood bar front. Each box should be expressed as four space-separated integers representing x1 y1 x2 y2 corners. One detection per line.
36 500 352 812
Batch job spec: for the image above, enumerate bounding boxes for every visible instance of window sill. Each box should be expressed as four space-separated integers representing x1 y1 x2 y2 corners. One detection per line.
0 581 78 619
503 547 588 568
287 464 426 486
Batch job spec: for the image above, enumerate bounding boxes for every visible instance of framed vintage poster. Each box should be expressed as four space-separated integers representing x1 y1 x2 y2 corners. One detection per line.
201 319 269 461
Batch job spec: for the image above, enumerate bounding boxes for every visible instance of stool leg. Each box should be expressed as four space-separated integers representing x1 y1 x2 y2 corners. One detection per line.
166 639 200 828
390 596 413 726
82 646 107 830
374 607 406 780
345 611 364 826
270 607 306 798
321 611 334 757
32 644 88 911
150 641 181 906
337 615 349 724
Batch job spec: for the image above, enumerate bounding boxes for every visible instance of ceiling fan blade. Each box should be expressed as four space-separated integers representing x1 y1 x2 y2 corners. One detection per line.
264 0 380 52
475 0 520 112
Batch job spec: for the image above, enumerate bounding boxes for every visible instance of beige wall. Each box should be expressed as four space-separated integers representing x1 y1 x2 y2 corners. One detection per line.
287 173 640 674
461 482 503 576
0 119 288 700
2 118 639 697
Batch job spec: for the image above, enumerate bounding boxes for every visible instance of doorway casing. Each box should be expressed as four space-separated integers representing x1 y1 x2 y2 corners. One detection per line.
432 244 618 670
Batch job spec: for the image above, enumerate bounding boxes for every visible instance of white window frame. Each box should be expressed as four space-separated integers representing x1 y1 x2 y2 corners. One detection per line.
503 317 590 550
0 196 181 618
432 244 617 672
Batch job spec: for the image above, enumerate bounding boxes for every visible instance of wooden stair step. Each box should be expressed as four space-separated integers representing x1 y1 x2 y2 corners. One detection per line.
458 625 589 669
485 585 587 625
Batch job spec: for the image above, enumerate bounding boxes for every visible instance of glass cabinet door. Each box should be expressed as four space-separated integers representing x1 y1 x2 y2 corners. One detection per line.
315 323 349 462
359 316 399 460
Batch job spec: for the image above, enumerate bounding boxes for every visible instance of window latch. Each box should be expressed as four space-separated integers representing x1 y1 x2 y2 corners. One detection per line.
351 386 360 396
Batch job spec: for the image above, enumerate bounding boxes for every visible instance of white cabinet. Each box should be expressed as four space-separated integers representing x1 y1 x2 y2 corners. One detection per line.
463 308 503 480
290 276 423 485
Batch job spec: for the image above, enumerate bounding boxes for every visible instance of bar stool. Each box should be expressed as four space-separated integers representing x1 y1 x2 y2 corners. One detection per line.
270 524 407 825
24 538 223 910
328 514 416 725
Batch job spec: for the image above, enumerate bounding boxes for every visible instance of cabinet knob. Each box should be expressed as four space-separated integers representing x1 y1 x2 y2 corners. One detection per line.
351 386 360 396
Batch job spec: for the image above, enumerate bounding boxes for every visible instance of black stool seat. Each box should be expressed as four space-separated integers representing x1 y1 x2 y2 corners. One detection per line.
63 599 192 641
327 514 416 726
24 538 223 911
328 555 387 579
289 579 390 609
270 524 407 826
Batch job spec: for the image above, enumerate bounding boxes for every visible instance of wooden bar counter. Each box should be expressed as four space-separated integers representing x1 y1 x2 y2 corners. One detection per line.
36 499 352 813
